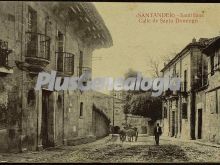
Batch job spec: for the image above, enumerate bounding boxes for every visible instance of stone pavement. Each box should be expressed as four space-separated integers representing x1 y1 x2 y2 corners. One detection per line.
159 135 220 148
1 134 220 163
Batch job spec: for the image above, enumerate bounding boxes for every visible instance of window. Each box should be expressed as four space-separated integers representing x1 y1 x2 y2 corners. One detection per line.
28 6 37 32
164 107 167 118
197 54 203 87
57 31 65 71
217 91 219 114
210 55 214 76
27 89 35 106
173 64 176 77
8 14 15 22
57 31 64 52
79 51 83 76
182 103 187 119
203 58 208 86
0 105 7 129
210 48 220 76
45 16 52 36
214 48 220 70
218 49 220 66
64 53 74 74
183 70 187 92
218 90 220 115
57 95 62 104
80 102 83 117
27 7 37 56
0 40 10 67
208 91 217 114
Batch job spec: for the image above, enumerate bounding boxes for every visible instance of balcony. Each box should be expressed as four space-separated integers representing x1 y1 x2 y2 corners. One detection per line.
56 52 74 76
193 78 209 91
25 32 50 72
179 82 188 96
163 89 178 99
164 89 172 97
0 39 13 74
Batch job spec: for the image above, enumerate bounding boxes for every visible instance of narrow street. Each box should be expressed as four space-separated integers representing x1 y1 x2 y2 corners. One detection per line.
1 135 220 163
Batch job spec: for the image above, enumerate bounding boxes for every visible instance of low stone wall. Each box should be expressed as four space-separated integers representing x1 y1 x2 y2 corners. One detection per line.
126 115 151 134
92 104 110 138
67 135 96 146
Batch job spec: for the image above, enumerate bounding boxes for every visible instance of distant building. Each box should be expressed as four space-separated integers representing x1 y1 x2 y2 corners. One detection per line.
110 90 126 129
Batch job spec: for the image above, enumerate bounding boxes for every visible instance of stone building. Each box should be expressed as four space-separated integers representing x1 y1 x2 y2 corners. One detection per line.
197 36 220 143
0 2 112 152
161 38 211 140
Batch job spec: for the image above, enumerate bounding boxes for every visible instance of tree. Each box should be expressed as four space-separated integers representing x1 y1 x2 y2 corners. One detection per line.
149 58 160 78
147 52 176 78
123 69 162 121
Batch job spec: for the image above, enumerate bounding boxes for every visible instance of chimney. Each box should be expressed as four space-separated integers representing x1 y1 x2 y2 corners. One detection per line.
192 38 196 43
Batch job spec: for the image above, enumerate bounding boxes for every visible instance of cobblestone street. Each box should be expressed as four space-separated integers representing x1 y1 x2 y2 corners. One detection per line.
1 135 220 163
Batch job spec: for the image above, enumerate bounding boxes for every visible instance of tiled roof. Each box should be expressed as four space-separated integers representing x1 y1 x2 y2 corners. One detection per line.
202 36 220 55
160 37 216 72
78 3 113 48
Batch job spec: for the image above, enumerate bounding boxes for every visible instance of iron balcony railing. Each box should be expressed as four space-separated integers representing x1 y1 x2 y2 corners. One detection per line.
0 40 12 67
25 32 50 60
180 81 187 92
56 52 74 75
193 77 208 90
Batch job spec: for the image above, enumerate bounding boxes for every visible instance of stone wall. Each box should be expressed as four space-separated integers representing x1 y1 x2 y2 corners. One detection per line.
203 61 220 144
126 114 150 134
92 106 110 138
92 92 112 138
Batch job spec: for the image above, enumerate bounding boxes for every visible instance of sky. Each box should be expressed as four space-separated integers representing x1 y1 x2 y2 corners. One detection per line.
92 3 220 79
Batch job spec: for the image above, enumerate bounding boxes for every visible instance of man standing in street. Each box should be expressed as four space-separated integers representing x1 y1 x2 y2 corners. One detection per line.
154 123 162 145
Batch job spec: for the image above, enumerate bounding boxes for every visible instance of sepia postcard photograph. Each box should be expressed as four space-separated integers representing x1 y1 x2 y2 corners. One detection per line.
0 0 220 163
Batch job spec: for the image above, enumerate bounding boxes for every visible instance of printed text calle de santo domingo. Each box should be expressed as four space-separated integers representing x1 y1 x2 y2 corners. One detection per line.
136 12 205 24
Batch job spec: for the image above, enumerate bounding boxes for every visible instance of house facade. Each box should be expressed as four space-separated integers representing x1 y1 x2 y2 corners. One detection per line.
198 37 220 143
0 1 113 152
161 38 210 140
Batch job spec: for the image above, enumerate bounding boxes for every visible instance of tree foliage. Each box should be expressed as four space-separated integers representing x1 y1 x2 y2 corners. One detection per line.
123 69 162 121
